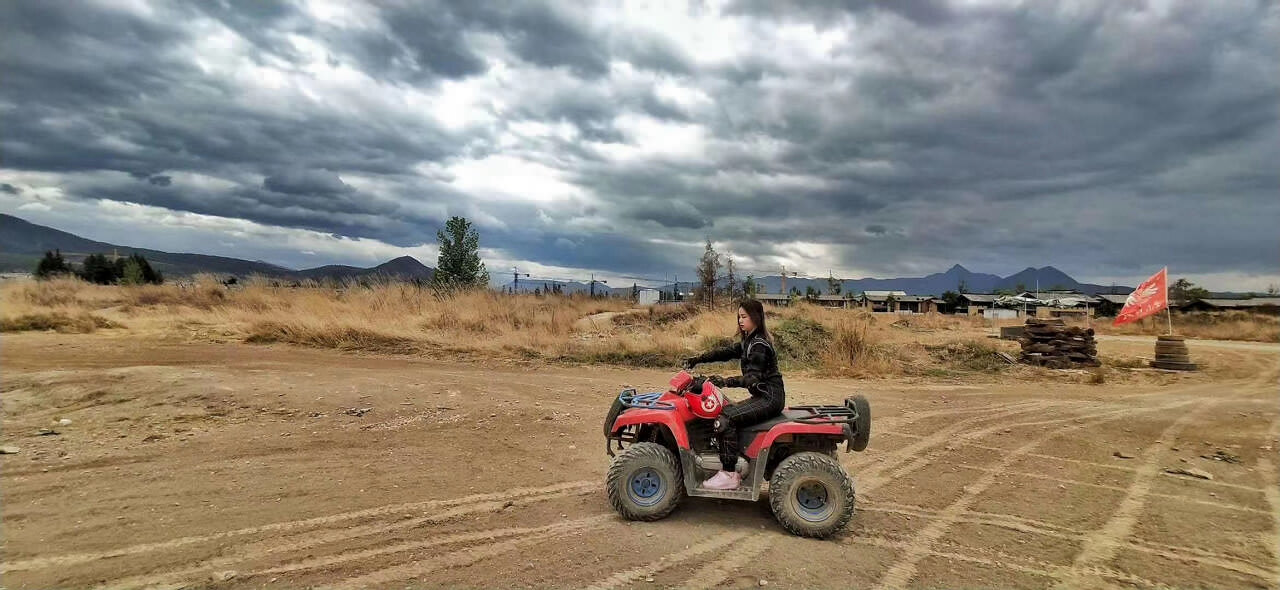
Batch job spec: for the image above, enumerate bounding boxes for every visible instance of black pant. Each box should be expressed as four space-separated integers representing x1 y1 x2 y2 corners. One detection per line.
715 393 783 472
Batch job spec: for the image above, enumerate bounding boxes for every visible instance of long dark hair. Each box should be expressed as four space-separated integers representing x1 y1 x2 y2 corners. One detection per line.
738 299 771 343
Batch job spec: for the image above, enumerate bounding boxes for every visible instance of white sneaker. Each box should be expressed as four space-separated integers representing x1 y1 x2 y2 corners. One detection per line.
701 470 741 490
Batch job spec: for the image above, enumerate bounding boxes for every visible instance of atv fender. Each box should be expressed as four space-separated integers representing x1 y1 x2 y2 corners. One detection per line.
610 409 690 449
744 423 844 458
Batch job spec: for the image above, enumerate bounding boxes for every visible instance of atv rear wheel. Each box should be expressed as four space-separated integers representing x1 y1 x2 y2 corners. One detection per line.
769 452 854 538
606 442 684 521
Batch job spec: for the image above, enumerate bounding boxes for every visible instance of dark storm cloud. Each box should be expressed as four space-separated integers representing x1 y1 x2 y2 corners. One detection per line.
1 183 21 195
622 199 711 230
1 0 1276 286
263 169 352 196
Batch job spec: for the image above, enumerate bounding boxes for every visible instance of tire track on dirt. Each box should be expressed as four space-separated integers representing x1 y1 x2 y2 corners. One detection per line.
862 501 1279 582
870 399 1199 590
860 398 1190 496
672 532 774 590
852 400 1082 487
881 430 1143 473
1254 417 1280 571
94 487 597 590
953 464 1271 515
583 531 753 590
318 514 616 590
253 514 611 578
1050 399 1223 589
847 535 1173 590
845 400 1071 471
3 480 593 574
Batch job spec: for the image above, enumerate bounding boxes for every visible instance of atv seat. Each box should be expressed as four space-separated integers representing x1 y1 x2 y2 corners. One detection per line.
739 409 811 451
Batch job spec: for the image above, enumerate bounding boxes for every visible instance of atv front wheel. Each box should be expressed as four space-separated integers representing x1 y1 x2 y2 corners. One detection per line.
606 442 684 521
769 452 855 538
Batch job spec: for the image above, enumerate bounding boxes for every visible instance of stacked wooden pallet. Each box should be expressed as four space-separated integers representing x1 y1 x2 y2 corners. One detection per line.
1018 318 1100 369
1151 335 1197 371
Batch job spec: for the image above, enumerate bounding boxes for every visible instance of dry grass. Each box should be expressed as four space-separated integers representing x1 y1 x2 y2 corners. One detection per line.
1094 310 1279 342
3 278 1239 381
0 312 119 334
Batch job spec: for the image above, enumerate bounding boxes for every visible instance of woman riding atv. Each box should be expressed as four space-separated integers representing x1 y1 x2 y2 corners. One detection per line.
682 299 784 490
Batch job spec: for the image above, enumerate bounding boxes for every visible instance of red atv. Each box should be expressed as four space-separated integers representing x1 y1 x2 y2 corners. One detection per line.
603 371 870 538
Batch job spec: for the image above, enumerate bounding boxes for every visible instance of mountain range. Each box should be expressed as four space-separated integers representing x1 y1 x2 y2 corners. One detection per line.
0 213 433 281
5 212 1129 295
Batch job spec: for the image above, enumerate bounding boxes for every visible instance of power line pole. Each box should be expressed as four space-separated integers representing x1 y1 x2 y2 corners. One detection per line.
779 265 798 296
589 273 608 298
512 267 529 293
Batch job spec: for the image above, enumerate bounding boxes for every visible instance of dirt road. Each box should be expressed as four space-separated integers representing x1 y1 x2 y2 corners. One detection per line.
3 333 1278 589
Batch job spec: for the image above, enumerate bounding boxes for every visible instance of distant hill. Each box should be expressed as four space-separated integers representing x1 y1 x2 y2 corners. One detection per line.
297 256 433 281
0 213 433 280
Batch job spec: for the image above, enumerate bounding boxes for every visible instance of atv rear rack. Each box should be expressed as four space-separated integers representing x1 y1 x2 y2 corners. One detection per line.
784 404 860 425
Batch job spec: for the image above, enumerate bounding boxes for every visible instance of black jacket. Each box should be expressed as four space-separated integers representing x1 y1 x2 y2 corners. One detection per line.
690 330 785 403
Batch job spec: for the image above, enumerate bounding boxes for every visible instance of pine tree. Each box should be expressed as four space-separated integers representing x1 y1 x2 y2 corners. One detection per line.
79 253 118 285
34 250 71 279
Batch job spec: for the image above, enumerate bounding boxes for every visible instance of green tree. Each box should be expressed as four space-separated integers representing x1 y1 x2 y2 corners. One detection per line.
34 250 71 279
743 274 757 297
433 216 489 288
79 254 118 285
119 254 162 285
805 285 818 300
121 259 145 285
695 239 721 307
940 290 962 313
885 293 898 311
1170 278 1210 306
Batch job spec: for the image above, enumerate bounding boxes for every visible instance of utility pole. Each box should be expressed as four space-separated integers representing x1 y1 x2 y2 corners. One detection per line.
780 265 798 296
512 267 529 293
589 273 608 298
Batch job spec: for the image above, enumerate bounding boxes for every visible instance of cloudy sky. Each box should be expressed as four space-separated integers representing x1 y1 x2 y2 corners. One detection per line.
2 0 1276 290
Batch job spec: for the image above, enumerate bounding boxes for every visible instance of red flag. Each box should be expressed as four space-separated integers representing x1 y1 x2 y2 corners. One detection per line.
1114 267 1168 326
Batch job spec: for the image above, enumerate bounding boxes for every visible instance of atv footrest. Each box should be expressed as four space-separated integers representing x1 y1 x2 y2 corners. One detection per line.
689 487 757 501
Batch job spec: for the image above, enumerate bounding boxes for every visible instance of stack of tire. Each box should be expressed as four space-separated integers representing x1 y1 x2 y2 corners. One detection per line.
1018 318 1100 369
1151 335 1197 371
